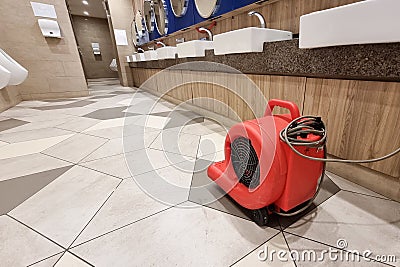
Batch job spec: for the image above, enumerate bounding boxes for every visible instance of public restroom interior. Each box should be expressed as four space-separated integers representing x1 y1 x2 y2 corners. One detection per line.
0 0 399 266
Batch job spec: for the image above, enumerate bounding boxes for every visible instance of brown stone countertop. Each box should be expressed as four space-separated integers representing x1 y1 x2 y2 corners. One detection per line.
129 39 400 82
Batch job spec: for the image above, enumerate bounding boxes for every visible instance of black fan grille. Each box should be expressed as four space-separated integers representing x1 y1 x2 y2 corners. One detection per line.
230 137 260 189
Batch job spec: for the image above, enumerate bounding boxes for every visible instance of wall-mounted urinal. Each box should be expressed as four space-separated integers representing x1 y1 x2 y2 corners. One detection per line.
0 65 11 90
0 48 28 85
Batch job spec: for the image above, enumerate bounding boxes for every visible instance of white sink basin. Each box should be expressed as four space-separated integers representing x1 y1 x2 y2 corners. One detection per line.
213 27 292 55
144 50 158 61
299 0 400 48
177 40 214 58
157 46 177 60
0 65 11 90
133 53 146 62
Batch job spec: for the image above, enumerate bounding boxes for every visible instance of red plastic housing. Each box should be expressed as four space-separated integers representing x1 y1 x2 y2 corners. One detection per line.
207 99 325 212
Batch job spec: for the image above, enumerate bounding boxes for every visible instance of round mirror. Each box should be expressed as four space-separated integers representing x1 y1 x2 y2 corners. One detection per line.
170 0 188 17
143 0 155 33
194 0 219 18
153 0 168 35
135 10 145 37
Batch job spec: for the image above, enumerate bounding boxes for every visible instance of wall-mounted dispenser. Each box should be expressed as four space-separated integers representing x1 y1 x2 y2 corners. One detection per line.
38 19 62 38
91 43 101 55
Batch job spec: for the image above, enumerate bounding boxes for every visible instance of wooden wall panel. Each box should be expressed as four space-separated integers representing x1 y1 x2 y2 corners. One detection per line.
249 75 306 115
303 78 400 178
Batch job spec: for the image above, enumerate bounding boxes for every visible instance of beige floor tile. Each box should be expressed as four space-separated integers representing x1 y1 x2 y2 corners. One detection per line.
0 127 74 143
285 191 400 260
73 179 170 245
0 216 63 266
81 131 160 163
150 130 200 158
43 133 107 163
0 134 74 160
284 233 390 266
56 117 101 133
71 206 279 266
326 172 388 199
9 166 120 247
233 233 295 267
55 252 92 267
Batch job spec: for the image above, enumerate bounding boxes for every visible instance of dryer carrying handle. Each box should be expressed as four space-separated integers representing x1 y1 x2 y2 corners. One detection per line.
265 99 300 119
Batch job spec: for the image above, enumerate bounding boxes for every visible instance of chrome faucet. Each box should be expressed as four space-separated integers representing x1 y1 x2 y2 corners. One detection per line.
137 48 144 53
156 41 166 47
248 11 266 28
198 27 213 41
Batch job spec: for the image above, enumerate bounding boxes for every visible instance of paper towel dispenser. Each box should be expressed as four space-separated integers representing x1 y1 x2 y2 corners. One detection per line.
38 18 62 38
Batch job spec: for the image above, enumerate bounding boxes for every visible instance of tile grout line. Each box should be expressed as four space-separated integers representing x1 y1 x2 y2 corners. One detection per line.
66 179 123 249
228 231 282 267
26 251 65 267
6 214 67 250
69 201 185 250
340 189 396 202
281 230 298 267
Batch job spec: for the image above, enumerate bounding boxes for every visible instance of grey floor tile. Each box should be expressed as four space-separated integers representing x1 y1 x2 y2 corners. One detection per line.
0 166 73 215
83 107 139 120
84 125 158 140
72 179 170 246
71 206 279 267
9 166 121 247
0 153 72 182
0 118 30 132
0 127 74 143
0 215 63 266
43 133 108 163
285 191 400 261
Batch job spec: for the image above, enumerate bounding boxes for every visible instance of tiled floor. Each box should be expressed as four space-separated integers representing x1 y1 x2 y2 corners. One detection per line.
0 79 399 267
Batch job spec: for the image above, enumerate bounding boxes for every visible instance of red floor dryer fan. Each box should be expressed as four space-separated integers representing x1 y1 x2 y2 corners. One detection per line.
207 99 326 226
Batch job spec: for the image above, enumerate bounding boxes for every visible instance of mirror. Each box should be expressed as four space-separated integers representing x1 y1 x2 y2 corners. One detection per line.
170 0 188 17
153 0 168 35
194 0 219 18
135 11 145 37
143 0 155 33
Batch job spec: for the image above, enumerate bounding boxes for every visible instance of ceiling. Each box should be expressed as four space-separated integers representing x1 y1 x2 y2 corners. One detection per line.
67 0 107 19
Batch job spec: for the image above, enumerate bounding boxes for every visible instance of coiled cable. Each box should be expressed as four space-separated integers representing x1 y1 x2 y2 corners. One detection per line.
273 115 399 217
